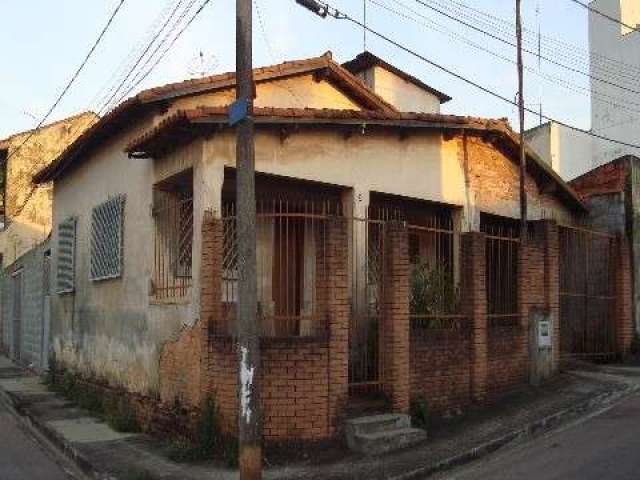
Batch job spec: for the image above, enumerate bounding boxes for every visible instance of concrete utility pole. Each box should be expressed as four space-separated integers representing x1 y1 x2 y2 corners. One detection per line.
235 0 262 478
516 0 528 242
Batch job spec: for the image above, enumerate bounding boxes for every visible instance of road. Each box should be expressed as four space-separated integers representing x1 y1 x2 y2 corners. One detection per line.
0 400 75 480
439 394 640 480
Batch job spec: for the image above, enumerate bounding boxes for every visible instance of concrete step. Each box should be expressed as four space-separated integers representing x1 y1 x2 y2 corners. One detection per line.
349 426 427 455
345 414 427 455
345 413 411 436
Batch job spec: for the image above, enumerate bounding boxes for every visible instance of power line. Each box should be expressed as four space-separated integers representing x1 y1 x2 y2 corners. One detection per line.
114 0 213 106
5 0 126 163
410 0 640 89
97 0 188 114
13 0 213 220
408 0 640 97
373 0 640 115
568 0 639 33
111 0 200 107
295 0 640 150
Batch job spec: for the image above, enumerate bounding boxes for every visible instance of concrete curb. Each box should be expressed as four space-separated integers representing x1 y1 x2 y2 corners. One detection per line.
391 383 639 480
0 384 110 480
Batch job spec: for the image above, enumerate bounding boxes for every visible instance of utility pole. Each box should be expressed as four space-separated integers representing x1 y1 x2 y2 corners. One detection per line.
235 0 262 478
516 0 527 242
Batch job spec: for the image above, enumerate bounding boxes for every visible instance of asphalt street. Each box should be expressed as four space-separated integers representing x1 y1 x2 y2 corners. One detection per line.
0 401 75 480
439 394 640 480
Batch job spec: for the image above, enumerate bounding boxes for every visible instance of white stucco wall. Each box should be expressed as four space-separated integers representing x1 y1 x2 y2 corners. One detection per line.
526 122 594 181
356 66 442 114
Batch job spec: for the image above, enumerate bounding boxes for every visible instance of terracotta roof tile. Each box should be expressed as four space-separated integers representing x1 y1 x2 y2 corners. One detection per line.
34 53 398 183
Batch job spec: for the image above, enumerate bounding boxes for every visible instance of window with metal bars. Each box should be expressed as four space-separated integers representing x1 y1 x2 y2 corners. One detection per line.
90 195 125 281
480 213 519 328
56 217 76 293
151 170 193 300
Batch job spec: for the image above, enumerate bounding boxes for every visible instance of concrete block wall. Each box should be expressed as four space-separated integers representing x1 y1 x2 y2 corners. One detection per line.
0 240 50 370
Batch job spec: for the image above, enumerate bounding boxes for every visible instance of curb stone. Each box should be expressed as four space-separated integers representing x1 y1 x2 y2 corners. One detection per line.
390 383 639 480
0 385 113 480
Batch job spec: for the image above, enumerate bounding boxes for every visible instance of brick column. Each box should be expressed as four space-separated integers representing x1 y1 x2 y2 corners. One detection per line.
615 235 633 357
326 217 349 436
200 212 223 335
383 222 410 414
461 232 487 402
199 212 223 399
541 220 560 372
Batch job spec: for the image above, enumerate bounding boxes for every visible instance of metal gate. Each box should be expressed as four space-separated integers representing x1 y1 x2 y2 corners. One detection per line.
559 225 617 359
348 216 385 395
12 270 23 361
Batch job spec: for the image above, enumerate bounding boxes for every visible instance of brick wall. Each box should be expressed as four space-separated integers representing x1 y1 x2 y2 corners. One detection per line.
409 329 472 413
195 215 349 441
616 236 634 356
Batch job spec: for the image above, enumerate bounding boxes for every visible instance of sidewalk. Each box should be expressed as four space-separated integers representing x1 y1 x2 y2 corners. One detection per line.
0 354 637 480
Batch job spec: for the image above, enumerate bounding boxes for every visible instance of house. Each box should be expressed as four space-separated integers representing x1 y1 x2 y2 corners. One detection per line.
0 112 96 369
33 51 633 442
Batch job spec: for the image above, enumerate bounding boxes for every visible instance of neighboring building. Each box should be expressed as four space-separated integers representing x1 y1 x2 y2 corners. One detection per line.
32 51 632 443
0 112 96 368
0 112 97 265
525 0 640 181
525 122 593 181
569 155 640 334
589 0 640 166
1 239 51 369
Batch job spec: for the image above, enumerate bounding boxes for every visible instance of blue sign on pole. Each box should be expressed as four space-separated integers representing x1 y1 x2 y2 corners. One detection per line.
228 98 251 126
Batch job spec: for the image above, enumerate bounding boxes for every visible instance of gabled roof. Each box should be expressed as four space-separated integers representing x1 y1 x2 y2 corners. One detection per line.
343 51 452 104
123 106 585 212
33 52 396 184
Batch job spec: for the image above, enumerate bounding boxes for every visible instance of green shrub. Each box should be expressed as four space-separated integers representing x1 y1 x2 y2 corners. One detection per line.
410 259 460 323
76 386 104 414
166 397 237 467
410 396 429 430
59 371 76 396
104 396 140 433
123 467 157 480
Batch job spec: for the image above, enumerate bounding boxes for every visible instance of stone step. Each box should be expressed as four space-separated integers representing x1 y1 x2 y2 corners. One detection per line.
345 413 411 437
345 413 427 455
348 426 427 456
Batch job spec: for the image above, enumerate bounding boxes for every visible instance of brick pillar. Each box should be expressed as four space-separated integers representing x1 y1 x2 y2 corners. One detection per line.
382 223 410 414
616 235 633 357
461 232 487 402
200 212 223 399
326 217 349 436
541 220 560 372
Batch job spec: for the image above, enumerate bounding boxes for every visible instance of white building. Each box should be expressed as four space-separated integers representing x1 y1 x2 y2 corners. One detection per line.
527 0 640 181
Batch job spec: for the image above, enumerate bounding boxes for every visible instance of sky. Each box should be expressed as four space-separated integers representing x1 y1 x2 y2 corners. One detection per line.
0 0 593 139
